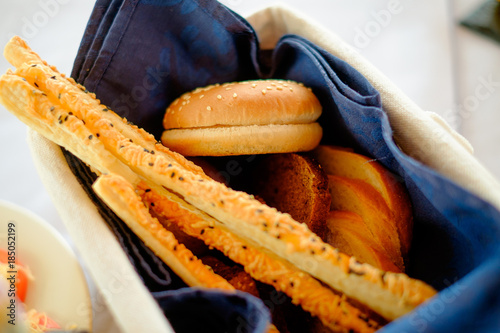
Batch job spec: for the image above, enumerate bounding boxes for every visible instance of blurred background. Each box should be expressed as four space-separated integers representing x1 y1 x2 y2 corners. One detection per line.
1 0 499 332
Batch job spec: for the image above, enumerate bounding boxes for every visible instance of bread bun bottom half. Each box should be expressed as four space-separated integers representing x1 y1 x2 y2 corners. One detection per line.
161 122 323 156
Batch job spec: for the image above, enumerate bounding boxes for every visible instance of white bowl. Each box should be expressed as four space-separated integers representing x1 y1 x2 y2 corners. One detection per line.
0 199 92 331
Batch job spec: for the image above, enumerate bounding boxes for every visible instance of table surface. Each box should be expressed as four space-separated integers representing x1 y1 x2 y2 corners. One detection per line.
1 1 499 332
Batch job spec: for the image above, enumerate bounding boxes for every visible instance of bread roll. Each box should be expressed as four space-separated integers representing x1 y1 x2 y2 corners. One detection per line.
161 80 323 156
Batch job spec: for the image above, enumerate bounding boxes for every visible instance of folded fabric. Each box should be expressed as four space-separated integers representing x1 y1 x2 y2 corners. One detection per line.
64 0 500 332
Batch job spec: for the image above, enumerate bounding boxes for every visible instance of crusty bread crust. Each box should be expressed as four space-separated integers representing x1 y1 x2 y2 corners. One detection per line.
325 211 401 272
161 123 322 156
163 80 322 129
252 153 331 239
327 175 405 271
312 145 413 261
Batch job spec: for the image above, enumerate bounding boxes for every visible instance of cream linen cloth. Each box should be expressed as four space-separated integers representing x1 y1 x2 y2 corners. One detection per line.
26 4 500 333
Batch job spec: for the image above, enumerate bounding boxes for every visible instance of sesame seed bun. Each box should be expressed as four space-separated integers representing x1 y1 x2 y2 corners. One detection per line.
161 79 323 156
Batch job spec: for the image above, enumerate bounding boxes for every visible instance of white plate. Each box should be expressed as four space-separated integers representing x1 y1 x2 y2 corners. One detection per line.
0 200 92 331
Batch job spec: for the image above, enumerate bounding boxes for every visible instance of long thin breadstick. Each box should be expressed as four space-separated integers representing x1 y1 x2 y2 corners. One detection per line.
93 174 280 333
0 71 138 183
2 36 437 321
4 36 205 176
137 181 380 333
92 173 234 290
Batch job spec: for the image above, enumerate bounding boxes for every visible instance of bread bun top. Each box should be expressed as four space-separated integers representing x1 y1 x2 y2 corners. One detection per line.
163 79 322 129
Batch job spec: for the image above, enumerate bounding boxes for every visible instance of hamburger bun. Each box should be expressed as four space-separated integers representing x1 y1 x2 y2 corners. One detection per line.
161 79 323 156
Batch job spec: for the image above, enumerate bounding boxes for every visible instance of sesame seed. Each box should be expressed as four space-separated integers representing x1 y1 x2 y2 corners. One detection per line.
251 83 257 88
225 87 231 90
233 93 237 98
276 86 283 90
217 95 222 100
262 89 266 95
289 87 293 92
266 86 272 90
207 106 212 111
199 94 204 99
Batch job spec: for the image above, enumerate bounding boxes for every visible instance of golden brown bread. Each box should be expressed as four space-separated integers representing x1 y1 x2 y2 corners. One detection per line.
161 123 323 156
200 255 260 298
163 80 322 129
311 145 413 261
161 79 323 156
252 153 331 239
92 174 234 290
325 211 401 273
327 175 405 272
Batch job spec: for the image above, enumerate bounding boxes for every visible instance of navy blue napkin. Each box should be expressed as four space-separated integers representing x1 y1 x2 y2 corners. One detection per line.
68 0 500 332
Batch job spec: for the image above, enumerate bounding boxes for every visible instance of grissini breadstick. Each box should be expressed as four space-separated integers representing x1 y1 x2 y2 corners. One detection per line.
93 174 280 333
137 181 380 333
1 36 437 322
3 36 205 177
92 173 235 290
0 70 138 183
